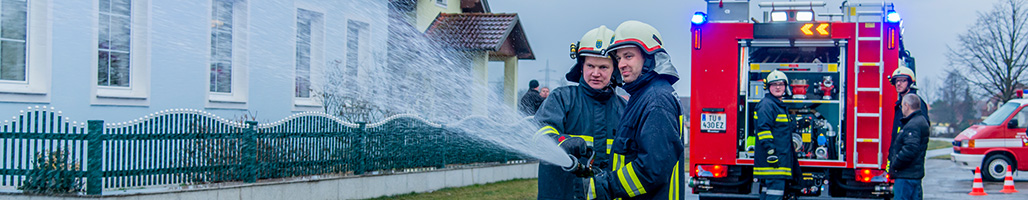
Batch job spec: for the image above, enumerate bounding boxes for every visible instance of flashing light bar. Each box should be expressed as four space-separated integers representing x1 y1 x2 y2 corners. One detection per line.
692 12 707 24
796 11 814 21
886 10 901 23
771 11 788 22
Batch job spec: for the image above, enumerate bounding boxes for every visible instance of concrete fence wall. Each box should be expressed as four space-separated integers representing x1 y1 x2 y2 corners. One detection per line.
1 162 539 200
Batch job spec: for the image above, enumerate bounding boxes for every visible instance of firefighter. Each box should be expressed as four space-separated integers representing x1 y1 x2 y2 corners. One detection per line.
889 67 929 138
585 20 684 200
535 26 627 200
753 70 801 200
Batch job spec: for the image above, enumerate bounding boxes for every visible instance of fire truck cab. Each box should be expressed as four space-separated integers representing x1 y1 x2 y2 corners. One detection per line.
689 1 912 198
951 91 1028 182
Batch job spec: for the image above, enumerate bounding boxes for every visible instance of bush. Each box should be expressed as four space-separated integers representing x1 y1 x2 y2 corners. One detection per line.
19 148 84 194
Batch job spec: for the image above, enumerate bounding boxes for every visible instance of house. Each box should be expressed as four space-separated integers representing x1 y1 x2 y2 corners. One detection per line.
0 0 391 123
389 0 534 110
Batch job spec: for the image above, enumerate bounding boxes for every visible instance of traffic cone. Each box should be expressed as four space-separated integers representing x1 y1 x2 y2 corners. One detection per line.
969 167 988 196
1000 165 1019 193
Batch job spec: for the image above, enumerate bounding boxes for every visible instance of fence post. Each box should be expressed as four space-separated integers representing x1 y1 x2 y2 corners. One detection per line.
353 122 367 175
86 120 103 195
244 121 258 183
437 125 446 169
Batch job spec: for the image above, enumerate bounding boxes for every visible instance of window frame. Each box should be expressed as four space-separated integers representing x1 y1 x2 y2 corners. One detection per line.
344 19 369 96
0 0 50 103
205 0 249 109
435 0 447 8
293 7 323 110
92 0 151 106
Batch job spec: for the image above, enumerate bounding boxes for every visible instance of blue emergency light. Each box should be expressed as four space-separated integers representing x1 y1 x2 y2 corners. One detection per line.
692 12 707 24
886 10 900 23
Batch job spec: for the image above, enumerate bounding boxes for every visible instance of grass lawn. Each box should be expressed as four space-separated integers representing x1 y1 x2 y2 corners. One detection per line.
366 178 537 200
930 154 952 160
927 140 951 150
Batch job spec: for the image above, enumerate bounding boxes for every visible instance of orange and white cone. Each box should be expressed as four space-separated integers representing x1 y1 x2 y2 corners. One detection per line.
970 167 988 196
1000 165 1019 193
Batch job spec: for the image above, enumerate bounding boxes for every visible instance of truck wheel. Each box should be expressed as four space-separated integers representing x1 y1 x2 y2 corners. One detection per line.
982 154 1013 182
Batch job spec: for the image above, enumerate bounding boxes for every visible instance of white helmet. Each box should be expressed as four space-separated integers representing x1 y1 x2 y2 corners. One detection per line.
567 26 620 84
765 70 789 88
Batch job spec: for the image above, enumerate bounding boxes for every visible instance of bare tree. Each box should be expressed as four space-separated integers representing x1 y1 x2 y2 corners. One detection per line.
918 76 937 104
948 0 1028 102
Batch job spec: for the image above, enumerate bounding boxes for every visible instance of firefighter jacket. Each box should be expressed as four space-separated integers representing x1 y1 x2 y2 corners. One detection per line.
891 89 929 139
535 82 627 200
888 110 929 180
753 93 800 180
590 71 684 200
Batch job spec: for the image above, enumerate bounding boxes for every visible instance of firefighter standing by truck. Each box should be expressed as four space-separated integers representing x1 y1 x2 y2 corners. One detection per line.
584 20 684 200
535 26 627 200
753 70 801 200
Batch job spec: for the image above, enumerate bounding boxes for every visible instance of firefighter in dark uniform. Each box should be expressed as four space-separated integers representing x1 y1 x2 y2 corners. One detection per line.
534 26 627 200
585 20 685 200
754 70 801 200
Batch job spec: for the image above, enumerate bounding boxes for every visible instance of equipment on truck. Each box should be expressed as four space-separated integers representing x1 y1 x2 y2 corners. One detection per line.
690 0 914 198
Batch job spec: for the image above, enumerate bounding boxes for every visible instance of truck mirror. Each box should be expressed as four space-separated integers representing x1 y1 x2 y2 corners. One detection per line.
1009 119 1019 129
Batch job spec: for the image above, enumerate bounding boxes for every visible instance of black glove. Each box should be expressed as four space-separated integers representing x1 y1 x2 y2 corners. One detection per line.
560 137 590 157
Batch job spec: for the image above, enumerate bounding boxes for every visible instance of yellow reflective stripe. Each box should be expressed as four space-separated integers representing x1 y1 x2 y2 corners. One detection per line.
752 112 758 119
623 163 647 196
569 134 594 142
617 164 636 197
589 178 596 200
607 139 614 154
753 167 793 176
535 126 559 136
669 161 680 200
757 131 773 140
776 114 788 118
775 118 789 122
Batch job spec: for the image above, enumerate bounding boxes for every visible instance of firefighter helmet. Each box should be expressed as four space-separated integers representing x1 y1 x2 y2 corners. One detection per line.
889 67 916 85
570 26 614 59
566 26 622 84
605 20 666 56
764 70 789 87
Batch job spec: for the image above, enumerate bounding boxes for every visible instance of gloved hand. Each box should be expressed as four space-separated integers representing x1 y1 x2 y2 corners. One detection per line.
588 170 612 200
559 137 590 157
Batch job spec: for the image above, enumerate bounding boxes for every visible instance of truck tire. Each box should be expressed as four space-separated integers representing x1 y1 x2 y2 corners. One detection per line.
982 154 1013 182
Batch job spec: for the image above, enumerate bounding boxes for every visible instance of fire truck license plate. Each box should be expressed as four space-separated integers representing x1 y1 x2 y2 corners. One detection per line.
700 113 726 133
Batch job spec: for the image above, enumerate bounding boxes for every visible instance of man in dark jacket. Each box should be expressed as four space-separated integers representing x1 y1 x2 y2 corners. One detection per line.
535 26 626 200
888 94 929 200
520 80 545 116
587 20 684 200
753 70 801 200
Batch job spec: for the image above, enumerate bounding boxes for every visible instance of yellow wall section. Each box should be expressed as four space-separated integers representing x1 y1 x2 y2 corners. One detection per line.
416 0 462 32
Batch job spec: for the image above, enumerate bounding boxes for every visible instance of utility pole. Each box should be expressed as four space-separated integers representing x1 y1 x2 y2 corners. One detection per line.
538 59 560 87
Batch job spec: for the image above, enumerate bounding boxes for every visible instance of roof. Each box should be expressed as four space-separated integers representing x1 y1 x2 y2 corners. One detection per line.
425 13 534 59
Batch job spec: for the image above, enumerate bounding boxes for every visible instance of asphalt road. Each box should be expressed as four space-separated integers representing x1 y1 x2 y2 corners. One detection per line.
686 148 1028 200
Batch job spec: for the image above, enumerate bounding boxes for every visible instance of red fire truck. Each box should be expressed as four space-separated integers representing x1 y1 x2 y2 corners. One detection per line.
688 1 912 198
950 92 1028 182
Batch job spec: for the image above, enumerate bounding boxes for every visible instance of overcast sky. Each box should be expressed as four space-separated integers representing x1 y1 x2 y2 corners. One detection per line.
485 0 1002 97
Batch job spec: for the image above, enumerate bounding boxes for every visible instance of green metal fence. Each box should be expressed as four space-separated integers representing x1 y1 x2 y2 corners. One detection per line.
0 106 525 195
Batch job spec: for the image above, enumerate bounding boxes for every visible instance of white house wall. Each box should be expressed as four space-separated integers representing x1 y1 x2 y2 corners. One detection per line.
0 0 389 123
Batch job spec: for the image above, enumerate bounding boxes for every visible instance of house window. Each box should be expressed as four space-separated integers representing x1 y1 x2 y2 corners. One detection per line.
294 8 323 109
0 0 27 82
210 0 232 93
97 0 131 87
435 0 446 7
93 0 150 105
0 0 51 103
345 20 368 94
207 0 248 108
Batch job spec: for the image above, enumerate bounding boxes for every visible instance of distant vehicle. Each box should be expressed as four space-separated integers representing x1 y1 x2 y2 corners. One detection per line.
951 92 1028 182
